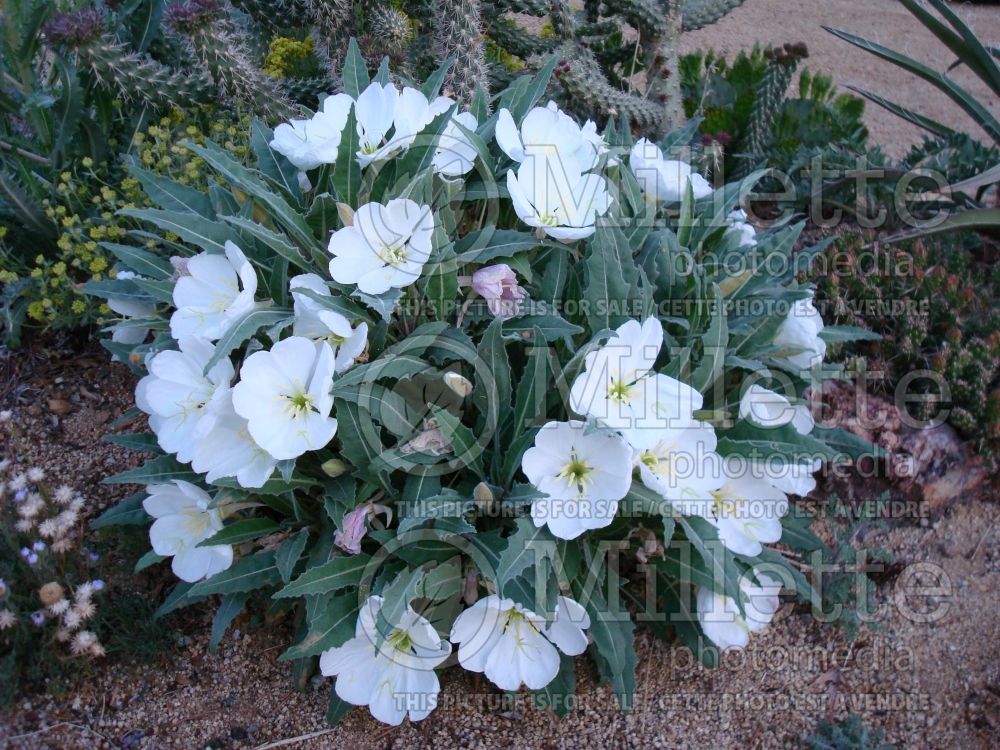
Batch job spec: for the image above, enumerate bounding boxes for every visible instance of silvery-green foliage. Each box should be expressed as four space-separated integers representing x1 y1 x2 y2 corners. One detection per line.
88 45 879 722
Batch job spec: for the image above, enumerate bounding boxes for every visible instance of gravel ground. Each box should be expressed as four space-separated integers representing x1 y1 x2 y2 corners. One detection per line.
679 0 1000 158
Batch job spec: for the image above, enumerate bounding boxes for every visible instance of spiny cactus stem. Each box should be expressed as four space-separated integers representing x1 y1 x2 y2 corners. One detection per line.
642 0 684 136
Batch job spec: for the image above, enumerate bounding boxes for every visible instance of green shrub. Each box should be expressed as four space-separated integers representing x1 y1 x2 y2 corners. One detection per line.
1 110 251 342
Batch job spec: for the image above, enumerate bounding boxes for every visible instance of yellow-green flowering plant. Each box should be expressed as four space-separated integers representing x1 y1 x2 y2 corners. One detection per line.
89 44 881 727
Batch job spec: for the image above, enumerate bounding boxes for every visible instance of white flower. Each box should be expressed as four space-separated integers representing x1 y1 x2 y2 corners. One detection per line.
270 94 353 171
289 274 368 372
108 271 154 345
135 337 234 463
506 156 612 241
724 209 757 248
697 572 782 651
710 462 789 557
629 138 713 203
355 82 399 165
521 420 633 540
435 111 479 177
774 292 827 371
191 393 278 489
142 481 233 583
392 87 454 149
231 337 337 460
495 102 602 173
569 318 703 448
739 384 815 434
450 595 589 691
169 241 258 341
328 199 435 295
634 420 725 515
319 595 450 726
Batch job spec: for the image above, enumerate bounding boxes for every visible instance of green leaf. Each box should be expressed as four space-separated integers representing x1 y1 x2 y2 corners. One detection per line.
189 551 281 596
496 516 556 592
276 529 311 584
91 492 149 529
102 455 197 485
583 227 630 335
222 215 313 272
275 554 372 599
118 208 234 254
780 511 826 553
341 38 369 99
201 308 292 374
532 654 576 716
472 317 511 441
154 582 204 619
251 118 301 204
197 518 279 547
183 141 319 255
103 432 161 453
454 228 550 264
430 406 484 478
678 516 742 605
326 692 354 725
333 104 360 207
812 426 886 460
420 59 452 100
281 592 359 661
575 579 637 711
134 549 166 573
690 283 728 393
126 163 214 218
102 242 174 281
209 591 249 654
502 315 582 343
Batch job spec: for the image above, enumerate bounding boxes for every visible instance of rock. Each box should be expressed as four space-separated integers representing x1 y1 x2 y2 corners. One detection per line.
47 398 72 416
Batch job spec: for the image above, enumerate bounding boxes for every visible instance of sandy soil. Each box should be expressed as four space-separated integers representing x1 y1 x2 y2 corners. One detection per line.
680 0 1000 158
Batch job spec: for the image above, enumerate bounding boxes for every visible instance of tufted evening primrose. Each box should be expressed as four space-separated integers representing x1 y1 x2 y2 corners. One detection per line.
450 595 590 691
327 199 435 295
86 49 881 729
143 481 233 583
319 596 451 726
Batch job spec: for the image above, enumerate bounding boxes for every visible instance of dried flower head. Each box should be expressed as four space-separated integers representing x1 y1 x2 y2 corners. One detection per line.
63 609 83 630
27 467 45 482
42 8 104 47
165 0 220 31
54 486 75 505
0 610 17 630
50 598 71 616
38 582 65 607
73 600 97 621
71 630 97 655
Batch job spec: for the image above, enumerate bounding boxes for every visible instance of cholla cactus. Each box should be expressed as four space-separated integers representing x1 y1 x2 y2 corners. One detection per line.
436 0 490 104
477 0 749 135
43 9 214 110
167 0 298 122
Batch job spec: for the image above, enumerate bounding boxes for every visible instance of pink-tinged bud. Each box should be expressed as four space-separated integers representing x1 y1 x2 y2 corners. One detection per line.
169 256 191 278
471 264 527 319
333 503 392 555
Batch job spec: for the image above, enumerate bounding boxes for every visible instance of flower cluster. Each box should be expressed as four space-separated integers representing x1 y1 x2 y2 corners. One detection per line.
0 427 107 661
91 51 872 728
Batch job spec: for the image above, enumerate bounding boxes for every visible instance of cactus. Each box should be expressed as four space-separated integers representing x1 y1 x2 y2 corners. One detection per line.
473 0 749 135
736 43 808 177
436 0 491 105
76 37 216 110
167 0 298 122
682 0 747 31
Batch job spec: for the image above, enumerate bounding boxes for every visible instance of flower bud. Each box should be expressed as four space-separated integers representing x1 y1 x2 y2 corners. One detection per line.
443 372 473 398
336 202 355 227
473 482 494 508
321 458 348 477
